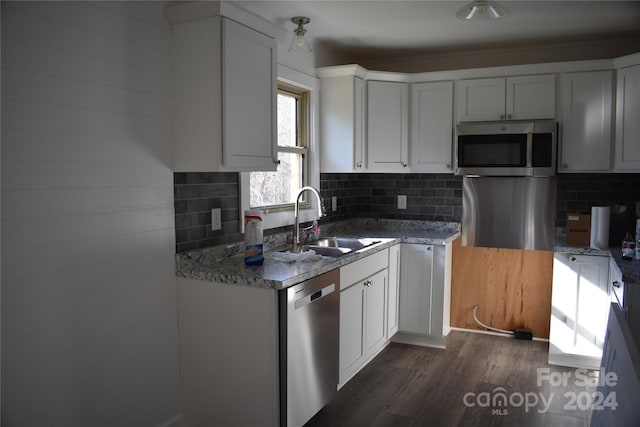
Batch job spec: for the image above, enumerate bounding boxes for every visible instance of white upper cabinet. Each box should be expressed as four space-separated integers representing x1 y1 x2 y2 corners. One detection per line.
456 77 506 122
367 81 410 172
410 81 454 172
559 71 614 172
615 65 640 171
170 11 277 172
318 71 367 172
456 75 556 122
222 19 277 170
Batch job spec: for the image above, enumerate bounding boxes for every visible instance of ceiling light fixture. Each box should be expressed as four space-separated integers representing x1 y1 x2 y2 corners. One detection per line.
288 16 312 52
456 0 509 20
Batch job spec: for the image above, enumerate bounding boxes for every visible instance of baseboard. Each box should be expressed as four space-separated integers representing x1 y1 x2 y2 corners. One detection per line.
156 413 184 427
391 332 446 349
450 326 549 342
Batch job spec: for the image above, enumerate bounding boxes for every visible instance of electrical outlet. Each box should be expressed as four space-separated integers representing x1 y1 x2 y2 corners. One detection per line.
211 208 221 231
397 195 407 210
332 196 337 212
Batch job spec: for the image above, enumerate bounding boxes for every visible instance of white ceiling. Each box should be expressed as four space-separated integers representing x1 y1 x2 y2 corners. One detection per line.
235 0 640 59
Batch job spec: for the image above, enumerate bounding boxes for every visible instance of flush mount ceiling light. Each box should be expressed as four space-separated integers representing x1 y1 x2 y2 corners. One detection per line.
456 0 509 20
288 16 312 52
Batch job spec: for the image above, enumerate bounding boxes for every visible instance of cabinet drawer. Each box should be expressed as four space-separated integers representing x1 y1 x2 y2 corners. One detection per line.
341 249 389 288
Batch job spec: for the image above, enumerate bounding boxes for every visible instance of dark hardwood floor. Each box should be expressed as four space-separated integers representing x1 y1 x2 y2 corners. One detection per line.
307 331 598 427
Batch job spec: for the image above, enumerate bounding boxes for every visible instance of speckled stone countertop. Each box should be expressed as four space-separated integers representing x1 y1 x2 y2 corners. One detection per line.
610 248 640 284
553 232 611 257
176 219 461 290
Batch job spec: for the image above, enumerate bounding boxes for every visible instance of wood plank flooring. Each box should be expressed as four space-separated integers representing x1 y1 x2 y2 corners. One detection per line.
306 331 598 427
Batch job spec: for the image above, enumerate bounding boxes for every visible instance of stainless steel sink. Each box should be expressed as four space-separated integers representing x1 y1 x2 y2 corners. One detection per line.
278 244 352 258
277 237 380 258
308 237 381 251
304 246 352 257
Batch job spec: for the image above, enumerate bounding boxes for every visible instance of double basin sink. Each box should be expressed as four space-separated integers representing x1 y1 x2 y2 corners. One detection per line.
283 237 381 258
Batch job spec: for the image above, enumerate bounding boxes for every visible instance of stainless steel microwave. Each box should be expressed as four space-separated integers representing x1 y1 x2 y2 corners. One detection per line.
455 120 557 176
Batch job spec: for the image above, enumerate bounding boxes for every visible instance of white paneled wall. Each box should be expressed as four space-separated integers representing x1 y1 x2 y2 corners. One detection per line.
1 2 182 426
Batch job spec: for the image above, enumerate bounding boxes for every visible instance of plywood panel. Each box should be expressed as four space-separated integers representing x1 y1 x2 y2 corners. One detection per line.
450 237 554 338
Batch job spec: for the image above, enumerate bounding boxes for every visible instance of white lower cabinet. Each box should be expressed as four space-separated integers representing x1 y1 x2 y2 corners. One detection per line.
394 242 452 349
549 253 610 369
387 244 401 337
338 249 391 386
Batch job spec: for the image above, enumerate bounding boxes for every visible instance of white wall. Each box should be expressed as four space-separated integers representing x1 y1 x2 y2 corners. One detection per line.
1 2 182 425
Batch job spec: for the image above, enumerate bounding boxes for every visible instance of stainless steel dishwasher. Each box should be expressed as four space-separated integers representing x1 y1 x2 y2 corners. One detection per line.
279 269 340 427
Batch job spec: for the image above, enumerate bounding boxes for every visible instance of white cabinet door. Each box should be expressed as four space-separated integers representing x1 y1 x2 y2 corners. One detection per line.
559 71 613 172
615 65 640 171
222 18 277 170
364 270 388 355
456 78 506 122
319 75 367 172
399 244 434 335
456 75 555 122
410 82 454 172
339 268 389 386
367 81 409 172
339 281 364 382
172 16 277 172
387 244 401 337
506 74 556 120
549 253 610 369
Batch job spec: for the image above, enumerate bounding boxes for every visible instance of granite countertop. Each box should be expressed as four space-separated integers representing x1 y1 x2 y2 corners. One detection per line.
610 248 640 284
176 219 461 290
553 232 611 256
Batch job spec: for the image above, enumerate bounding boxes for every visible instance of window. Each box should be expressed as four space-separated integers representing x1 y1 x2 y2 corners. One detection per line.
250 83 309 212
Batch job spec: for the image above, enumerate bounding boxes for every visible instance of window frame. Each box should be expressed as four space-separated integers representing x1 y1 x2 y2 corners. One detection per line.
249 83 310 213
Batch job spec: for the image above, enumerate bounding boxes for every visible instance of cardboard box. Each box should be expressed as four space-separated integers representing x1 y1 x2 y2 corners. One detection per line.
567 213 591 246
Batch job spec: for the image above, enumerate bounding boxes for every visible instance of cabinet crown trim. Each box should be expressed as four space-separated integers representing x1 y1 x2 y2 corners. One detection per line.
316 54 639 83
166 0 281 38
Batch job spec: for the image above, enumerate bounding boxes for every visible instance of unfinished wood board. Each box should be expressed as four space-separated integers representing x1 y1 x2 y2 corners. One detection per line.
450 237 554 338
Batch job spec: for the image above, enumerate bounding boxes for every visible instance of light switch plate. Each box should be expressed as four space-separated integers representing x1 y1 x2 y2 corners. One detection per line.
211 208 221 231
332 196 337 212
397 195 407 210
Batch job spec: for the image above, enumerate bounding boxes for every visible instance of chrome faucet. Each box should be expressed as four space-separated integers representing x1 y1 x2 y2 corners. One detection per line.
293 186 326 251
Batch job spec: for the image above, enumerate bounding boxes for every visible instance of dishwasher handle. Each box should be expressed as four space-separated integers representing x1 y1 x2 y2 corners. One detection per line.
294 283 336 310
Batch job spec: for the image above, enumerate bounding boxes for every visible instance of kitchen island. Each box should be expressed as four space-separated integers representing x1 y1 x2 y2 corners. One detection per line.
174 218 459 427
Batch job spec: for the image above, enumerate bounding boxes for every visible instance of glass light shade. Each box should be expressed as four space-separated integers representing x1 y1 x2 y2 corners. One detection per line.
456 1 509 20
288 17 312 52
288 29 312 52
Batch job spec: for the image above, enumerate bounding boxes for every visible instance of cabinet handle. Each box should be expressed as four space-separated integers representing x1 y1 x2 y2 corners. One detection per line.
446 164 451 169
364 280 372 287
426 246 432 251
570 257 577 262
612 281 621 288
500 114 505 120
507 114 512 120
402 162 408 168
356 162 362 168
562 163 568 169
